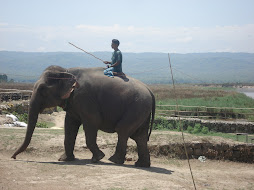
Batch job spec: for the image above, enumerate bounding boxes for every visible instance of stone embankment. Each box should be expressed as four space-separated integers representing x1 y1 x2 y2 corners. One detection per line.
0 88 32 102
148 142 254 163
0 100 56 114
151 117 254 163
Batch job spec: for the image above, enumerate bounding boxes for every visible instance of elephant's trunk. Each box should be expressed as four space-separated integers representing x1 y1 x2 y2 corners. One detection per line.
11 97 40 159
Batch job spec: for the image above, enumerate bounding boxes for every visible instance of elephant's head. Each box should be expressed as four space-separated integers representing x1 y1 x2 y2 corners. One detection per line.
11 66 78 159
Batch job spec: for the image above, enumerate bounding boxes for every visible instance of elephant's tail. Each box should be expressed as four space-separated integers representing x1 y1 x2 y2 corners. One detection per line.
148 89 155 141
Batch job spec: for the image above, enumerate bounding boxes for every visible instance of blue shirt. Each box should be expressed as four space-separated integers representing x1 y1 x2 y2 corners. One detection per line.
111 50 122 72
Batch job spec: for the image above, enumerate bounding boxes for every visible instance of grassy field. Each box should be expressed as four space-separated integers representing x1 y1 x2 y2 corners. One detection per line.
149 84 254 121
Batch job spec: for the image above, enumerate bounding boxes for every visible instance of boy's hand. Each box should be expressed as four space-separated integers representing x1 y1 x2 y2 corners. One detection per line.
103 61 110 64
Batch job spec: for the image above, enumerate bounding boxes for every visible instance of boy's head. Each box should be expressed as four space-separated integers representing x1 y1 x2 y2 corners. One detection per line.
111 39 120 49
112 39 120 45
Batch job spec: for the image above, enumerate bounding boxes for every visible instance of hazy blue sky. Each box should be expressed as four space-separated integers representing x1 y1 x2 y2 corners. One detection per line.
1 0 254 53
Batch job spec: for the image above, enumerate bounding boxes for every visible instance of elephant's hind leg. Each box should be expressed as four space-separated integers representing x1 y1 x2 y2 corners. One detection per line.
130 117 151 167
109 105 149 165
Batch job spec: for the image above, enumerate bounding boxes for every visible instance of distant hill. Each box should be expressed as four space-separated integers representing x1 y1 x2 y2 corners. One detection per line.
0 51 254 84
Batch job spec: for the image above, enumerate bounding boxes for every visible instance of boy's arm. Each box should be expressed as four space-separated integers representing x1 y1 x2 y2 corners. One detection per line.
110 61 120 67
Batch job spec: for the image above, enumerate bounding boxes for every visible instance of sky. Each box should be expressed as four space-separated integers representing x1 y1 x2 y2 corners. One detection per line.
1 0 254 53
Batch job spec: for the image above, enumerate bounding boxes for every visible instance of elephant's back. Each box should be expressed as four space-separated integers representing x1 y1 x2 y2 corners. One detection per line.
70 67 142 87
70 67 153 101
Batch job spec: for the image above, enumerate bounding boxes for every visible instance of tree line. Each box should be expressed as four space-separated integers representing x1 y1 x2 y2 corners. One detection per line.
0 74 14 83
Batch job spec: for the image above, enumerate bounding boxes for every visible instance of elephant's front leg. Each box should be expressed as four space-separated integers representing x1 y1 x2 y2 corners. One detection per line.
83 125 105 163
59 114 80 161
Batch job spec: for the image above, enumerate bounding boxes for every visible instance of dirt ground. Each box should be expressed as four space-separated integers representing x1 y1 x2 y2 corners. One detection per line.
0 112 254 190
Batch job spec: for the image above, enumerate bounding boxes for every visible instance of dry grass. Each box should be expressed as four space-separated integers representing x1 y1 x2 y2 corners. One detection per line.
148 84 236 100
0 82 34 90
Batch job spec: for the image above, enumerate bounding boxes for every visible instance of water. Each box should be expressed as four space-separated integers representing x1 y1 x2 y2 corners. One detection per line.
243 92 254 99
237 88 254 99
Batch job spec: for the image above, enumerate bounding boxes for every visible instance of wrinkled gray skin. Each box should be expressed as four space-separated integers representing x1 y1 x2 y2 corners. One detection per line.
11 66 155 167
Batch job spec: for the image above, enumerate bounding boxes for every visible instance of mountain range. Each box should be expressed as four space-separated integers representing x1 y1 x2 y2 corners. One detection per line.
0 51 254 84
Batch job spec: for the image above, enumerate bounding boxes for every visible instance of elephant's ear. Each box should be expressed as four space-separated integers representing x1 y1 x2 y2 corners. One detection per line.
44 71 78 99
61 81 79 99
37 83 50 98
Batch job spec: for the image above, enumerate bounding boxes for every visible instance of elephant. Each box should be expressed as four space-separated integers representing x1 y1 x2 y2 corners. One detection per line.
11 66 155 167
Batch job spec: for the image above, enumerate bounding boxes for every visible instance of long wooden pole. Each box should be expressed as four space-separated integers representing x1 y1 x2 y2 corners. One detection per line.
68 42 104 62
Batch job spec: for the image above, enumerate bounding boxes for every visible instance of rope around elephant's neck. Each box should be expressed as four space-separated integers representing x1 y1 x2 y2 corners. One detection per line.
46 72 77 80
47 76 76 80
168 53 197 190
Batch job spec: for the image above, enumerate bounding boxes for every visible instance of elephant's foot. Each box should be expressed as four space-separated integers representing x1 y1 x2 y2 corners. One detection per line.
91 150 105 163
109 154 125 165
58 153 75 161
135 159 151 168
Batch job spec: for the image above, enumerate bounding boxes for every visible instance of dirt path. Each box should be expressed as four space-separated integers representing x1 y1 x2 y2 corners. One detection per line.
1 148 254 190
0 126 254 190
0 112 254 189
50 111 66 129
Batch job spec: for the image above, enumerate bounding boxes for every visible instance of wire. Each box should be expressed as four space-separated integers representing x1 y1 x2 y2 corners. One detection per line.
127 66 169 75
172 67 207 84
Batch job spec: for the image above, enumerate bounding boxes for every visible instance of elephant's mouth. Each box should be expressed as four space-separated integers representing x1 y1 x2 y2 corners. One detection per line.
61 82 78 99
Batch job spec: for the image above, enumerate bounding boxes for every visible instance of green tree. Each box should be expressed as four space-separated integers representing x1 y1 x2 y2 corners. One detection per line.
0 74 8 82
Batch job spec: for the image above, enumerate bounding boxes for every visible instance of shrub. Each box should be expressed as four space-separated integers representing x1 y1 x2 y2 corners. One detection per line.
154 124 163 130
57 106 64 112
12 112 28 123
160 118 169 129
193 124 202 134
18 113 28 123
201 126 209 134
154 117 174 130
177 123 182 131
187 126 194 133
36 122 48 128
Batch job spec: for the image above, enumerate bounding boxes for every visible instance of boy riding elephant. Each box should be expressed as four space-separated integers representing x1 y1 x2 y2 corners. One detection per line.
103 39 124 78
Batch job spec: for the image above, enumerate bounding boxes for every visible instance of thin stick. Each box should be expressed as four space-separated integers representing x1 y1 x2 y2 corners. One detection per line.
168 53 197 190
68 42 104 62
